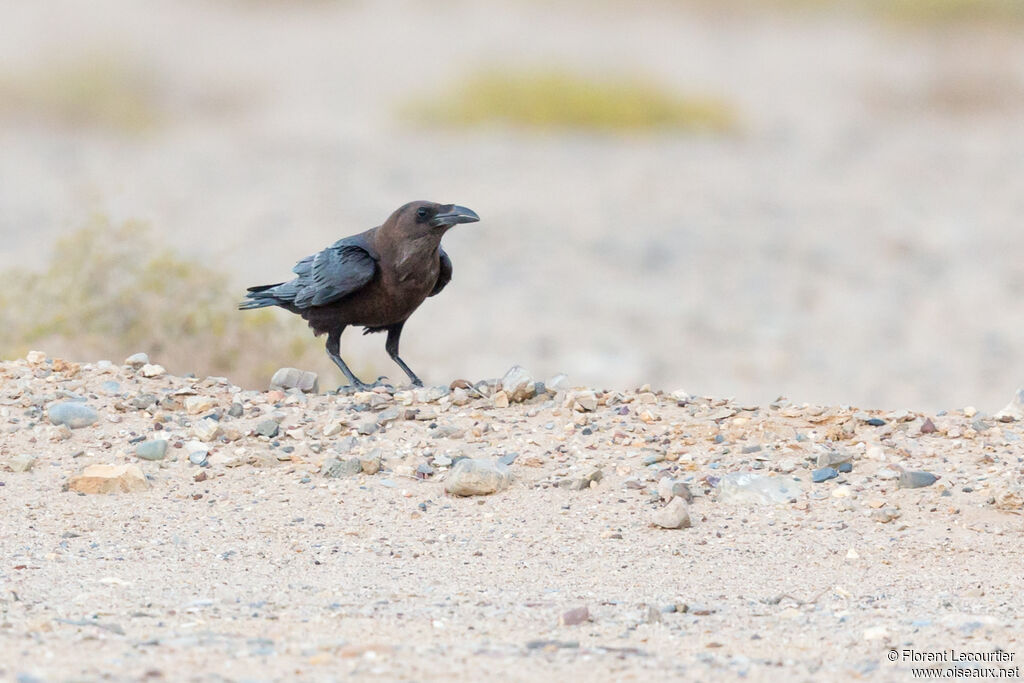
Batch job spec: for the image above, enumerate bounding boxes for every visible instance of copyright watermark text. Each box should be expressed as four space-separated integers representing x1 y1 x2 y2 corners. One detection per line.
888 650 1019 679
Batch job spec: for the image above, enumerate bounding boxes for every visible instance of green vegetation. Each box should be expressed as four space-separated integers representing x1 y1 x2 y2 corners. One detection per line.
0 54 160 133
408 68 737 133
0 216 332 388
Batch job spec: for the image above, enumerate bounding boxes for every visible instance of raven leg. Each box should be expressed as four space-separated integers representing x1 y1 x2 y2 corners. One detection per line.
385 322 423 387
325 327 370 390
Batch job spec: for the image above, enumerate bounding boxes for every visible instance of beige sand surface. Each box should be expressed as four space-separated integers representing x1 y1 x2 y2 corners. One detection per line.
2 353 1022 681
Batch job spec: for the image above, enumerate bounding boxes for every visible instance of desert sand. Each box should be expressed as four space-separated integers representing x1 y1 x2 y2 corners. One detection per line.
2 352 1022 681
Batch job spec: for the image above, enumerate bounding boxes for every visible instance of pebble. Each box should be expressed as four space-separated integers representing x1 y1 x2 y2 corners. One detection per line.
657 477 693 503
812 467 838 483
321 457 363 478
547 373 570 391
564 468 603 491
270 367 319 394
99 381 121 395
360 450 383 475
255 419 280 438
573 391 598 412
140 364 166 378
899 471 938 489
188 450 209 466
135 440 168 461
68 464 149 494
228 403 244 418
192 418 222 442
48 401 99 429
357 421 378 436
837 462 852 473
491 391 510 408
501 365 535 402
124 352 149 368
376 407 403 425
994 388 1024 422
920 418 938 434
870 507 901 523
9 454 37 472
184 396 216 415
650 497 692 529
816 451 852 468
444 458 511 496
559 606 590 626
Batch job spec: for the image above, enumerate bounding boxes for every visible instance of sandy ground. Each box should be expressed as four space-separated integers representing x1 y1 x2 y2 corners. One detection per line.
2 0 1024 410
2 352 1023 682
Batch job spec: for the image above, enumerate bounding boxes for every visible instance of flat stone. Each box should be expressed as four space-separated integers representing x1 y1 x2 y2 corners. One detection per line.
812 467 839 483
48 401 99 429
9 454 37 472
899 471 938 489
651 497 692 529
559 606 590 626
270 367 319 394
870 507 901 523
444 458 511 496
356 421 378 436
68 464 149 494
573 390 598 412
816 451 852 468
124 352 149 368
135 440 168 461
322 457 363 478
376 407 402 425
184 396 216 415
491 391 510 409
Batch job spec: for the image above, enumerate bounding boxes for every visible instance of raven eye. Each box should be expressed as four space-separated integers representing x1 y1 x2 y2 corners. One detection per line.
416 207 429 219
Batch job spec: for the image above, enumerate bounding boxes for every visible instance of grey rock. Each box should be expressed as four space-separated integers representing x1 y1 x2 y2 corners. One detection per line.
657 477 693 503
376 407 402 425
124 352 149 369
501 365 535 402
356 421 378 436
255 419 280 438
135 440 169 461
563 468 603 491
899 471 939 489
192 418 222 442
130 394 158 411
547 373 571 392
270 367 319 394
9 454 36 472
651 497 692 529
870 507 901 523
100 381 121 395
228 403 244 418
812 467 839 483
322 457 363 478
444 458 511 496
816 450 852 468
48 401 99 429
188 450 209 466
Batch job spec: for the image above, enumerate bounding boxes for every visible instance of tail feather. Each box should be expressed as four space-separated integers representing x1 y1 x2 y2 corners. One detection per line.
239 282 285 310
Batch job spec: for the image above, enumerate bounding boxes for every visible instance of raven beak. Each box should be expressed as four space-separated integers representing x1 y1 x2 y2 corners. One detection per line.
430 205 479 228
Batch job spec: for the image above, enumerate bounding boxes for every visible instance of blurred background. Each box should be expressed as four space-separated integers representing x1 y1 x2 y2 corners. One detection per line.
1 0 1023 411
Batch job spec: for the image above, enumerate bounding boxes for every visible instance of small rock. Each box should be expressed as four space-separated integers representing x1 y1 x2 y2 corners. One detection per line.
140 364 166 378
816 451 852 468
323 419 348 437
270 367 319 394
657 477 693 503
501 366 535 402
642 605 661 624
491 391 510 409
812 467 839 483
838 462 853 473
360 449 383 475
135 440 168 461
870 508 901 523
188 449 209 466
26 350 47 364
995 388 1024 422
357 421 378 436
124 352 149 368
444 458 511 496
255 419 280 438
573 391 598 412
899 471 939 489
48 401 99 429
376 407 402 425
184 396 216 415
192 418 222 442
564 468 603 491
559 606 590 626
651 497 692 529
99 381 121 395
547 373 570 392
920 418 938 434
68 464 149 494
228 403 244 418
321 457 363 478
9 454 37 472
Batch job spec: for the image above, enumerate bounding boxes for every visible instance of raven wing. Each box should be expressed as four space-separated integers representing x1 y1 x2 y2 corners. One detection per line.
429 248 452 297
287 240 377 308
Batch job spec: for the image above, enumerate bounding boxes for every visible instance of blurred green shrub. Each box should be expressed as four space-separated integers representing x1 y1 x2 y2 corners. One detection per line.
0 55 160 133
0 216 330 387
407 68 737 133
